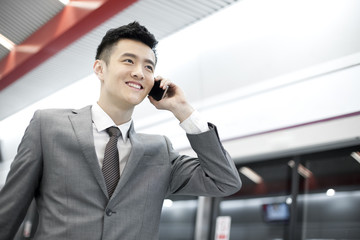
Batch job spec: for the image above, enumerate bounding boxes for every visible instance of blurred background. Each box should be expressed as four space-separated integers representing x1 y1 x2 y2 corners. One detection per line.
0 0 359 239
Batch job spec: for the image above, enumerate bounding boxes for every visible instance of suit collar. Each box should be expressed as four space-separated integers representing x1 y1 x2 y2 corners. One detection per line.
91 103 132 142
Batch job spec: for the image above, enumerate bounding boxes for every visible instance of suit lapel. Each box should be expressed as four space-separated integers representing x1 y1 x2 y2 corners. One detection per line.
111 123 145 199
69 106 108 198
69 109 146 201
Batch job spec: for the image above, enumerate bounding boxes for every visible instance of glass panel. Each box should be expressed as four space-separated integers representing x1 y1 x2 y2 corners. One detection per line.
159 198 197 240
220 158 293 240
297 145 360 240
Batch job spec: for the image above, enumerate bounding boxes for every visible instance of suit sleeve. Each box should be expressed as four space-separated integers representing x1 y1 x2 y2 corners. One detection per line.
0 111 43 240
167 123 242 197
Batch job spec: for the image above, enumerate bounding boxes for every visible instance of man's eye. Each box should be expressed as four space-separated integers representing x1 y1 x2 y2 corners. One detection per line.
124 59 133 63
145 65 154 72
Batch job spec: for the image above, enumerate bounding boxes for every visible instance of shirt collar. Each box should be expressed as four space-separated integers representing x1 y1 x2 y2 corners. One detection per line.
91 103 132 142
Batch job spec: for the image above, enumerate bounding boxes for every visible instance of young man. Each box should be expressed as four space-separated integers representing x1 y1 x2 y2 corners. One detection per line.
0 22 241 240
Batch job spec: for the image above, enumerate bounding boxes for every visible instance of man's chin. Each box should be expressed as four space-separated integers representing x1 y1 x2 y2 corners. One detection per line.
127 96 147 106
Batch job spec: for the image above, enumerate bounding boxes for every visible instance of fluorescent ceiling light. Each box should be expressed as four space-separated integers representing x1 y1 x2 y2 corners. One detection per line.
58 0 70 5
288 160 313 178
68 1 102 9
0 33 15 51
351 152 360 164
15 45 41 53
297 164 312 178
239 167 263 184
58 0 103 9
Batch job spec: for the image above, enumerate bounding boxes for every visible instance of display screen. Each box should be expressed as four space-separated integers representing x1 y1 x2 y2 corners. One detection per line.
262 202 290 222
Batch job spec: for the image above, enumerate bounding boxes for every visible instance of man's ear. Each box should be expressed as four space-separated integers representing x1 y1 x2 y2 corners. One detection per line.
93 60 105 81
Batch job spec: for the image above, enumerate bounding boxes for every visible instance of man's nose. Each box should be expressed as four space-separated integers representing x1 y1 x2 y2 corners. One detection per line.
131 64 144 80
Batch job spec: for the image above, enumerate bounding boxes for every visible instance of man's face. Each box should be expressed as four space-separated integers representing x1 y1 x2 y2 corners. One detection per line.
98 39 156 109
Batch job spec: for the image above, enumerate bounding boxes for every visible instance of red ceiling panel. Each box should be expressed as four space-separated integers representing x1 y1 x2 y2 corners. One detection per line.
0 0 138 91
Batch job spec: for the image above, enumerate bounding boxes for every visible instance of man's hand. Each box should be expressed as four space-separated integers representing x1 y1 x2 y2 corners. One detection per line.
148 76 194 123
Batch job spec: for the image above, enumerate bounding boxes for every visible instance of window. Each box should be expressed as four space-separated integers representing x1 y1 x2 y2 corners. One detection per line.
218 145 360 240
297 146 360 239
219 158 292 240
159 197 197 240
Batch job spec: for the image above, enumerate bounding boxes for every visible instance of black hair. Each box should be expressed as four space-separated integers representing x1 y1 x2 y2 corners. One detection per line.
95 21 158 64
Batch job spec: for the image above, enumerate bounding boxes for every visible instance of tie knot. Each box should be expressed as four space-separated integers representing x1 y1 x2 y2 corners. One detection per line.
107 126 121 138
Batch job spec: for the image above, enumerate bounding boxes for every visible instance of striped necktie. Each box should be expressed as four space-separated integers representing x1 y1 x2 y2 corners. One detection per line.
102 126 121 198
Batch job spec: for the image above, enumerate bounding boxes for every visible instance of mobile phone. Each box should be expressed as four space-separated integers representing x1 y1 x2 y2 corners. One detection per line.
148 80 168 101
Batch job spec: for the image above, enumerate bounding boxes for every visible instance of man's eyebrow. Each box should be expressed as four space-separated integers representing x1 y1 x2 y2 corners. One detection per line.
121 52 155 67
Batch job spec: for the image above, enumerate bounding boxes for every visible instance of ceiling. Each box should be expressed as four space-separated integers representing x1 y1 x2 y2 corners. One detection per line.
0 0 238 120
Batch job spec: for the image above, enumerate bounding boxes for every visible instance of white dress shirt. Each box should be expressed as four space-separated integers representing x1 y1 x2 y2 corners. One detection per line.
91 103 209 175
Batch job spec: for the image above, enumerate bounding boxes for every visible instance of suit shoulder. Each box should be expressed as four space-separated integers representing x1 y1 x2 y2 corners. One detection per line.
136 133 173 150
34 108 73 119
35 106 90 119
36 108 74 114
137 132 171 144
137 132 165 141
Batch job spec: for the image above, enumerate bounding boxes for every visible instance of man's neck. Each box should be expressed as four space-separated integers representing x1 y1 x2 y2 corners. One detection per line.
97 101 133 126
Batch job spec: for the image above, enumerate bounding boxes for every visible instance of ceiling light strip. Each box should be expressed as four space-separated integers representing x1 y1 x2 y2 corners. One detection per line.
0 34 15 51
288 160 313 178
351 152 360 164
239 167 263 184
58 0 70 5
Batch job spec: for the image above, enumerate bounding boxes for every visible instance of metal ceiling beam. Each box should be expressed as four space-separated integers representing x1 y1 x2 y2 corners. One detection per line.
0 0 138 91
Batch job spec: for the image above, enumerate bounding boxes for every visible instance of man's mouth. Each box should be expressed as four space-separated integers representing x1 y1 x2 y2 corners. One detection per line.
126 82 143 90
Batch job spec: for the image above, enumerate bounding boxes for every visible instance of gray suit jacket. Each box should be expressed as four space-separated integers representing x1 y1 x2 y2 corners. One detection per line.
0 106 241 240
